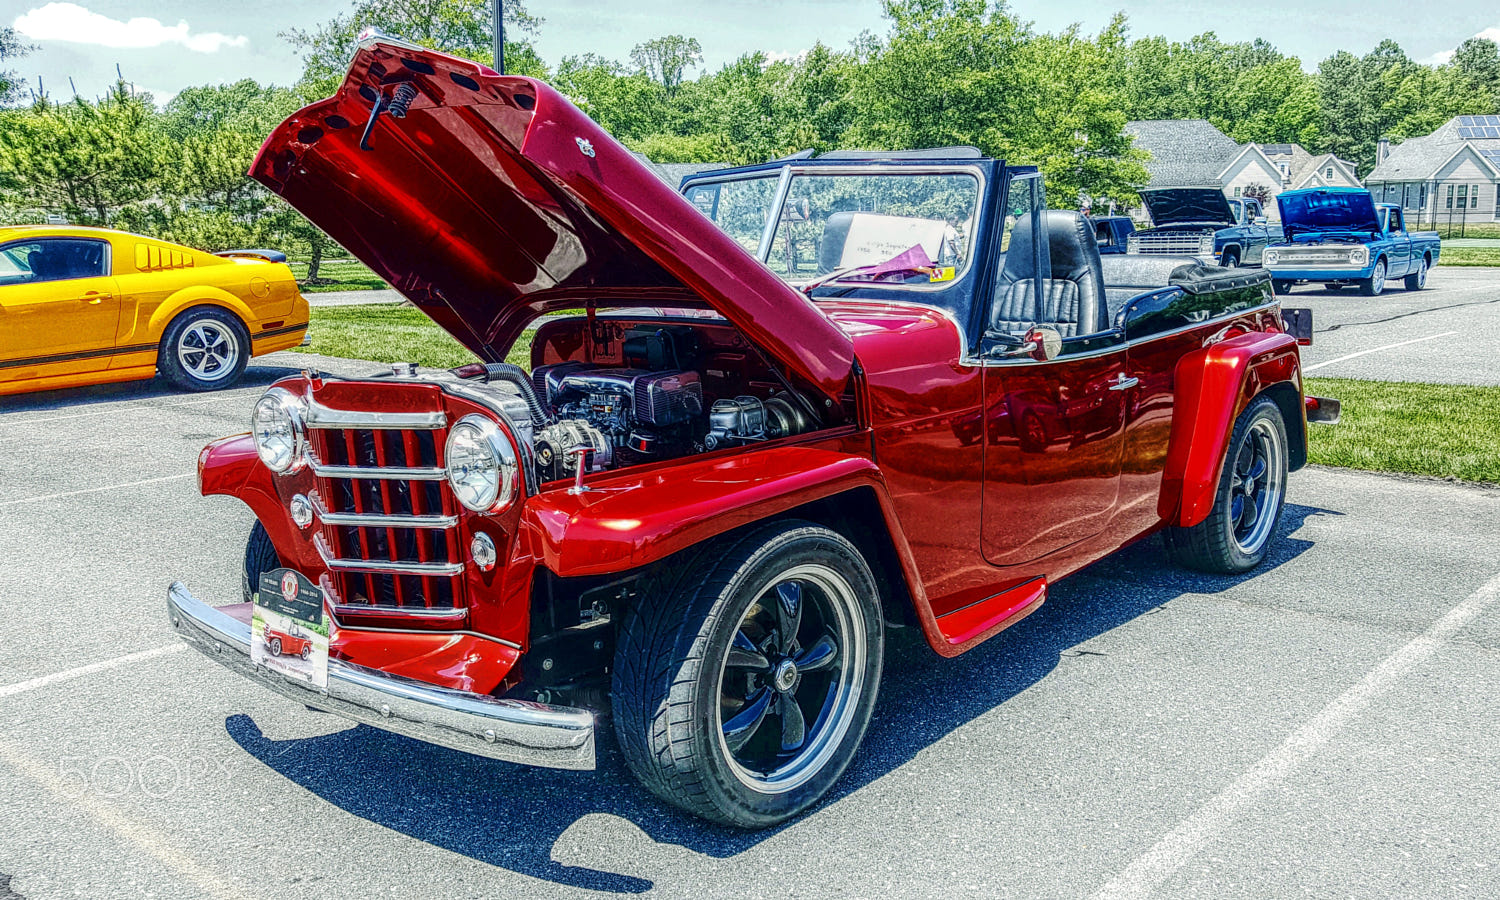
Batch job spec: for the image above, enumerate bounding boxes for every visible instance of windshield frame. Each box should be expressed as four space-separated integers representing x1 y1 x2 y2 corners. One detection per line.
681 163 989 295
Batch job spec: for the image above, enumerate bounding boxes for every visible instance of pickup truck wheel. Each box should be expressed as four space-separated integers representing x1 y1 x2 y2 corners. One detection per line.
1404 257 1429 291
1272 280 1292 295
612 522 884 828
159 307 249 391
1220 249 1240 268
1359 259 1387 297
242 521 282 603
1166 395 1288 574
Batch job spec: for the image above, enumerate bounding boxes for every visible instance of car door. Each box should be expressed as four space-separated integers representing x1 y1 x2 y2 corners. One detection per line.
1384 208 1412 276
1244 200 1269 262
0 238 122 384
979 175 1128 567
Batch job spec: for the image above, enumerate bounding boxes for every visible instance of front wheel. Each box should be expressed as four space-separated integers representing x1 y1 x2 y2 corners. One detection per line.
159 307 248 391
1272 280 1292 295
1404 257 1429 291
1166 395 1288 574
612 522 884 828
1359 259 1387 297
1220 249 1240 268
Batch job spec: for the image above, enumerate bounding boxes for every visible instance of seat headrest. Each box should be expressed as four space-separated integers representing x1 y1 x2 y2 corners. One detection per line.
1042 209 1101 280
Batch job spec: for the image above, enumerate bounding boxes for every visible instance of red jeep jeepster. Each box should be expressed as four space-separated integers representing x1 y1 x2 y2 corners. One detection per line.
167 36 1326 828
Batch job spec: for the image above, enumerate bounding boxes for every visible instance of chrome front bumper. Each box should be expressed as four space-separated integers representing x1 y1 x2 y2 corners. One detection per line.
166 582 595 770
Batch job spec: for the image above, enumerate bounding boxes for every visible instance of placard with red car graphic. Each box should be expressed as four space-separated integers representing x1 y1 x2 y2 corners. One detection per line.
250 568 329 690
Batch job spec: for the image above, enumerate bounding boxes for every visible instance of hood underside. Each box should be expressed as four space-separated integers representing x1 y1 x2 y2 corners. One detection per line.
249 38 854 401
1140 188 1236 227
1276 188 1380 238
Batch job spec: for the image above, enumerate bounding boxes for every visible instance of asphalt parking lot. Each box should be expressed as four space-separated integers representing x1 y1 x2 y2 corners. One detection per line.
1 271 1498 899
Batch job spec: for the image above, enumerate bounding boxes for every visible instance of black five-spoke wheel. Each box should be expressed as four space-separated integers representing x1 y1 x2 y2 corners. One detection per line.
613 522 883 827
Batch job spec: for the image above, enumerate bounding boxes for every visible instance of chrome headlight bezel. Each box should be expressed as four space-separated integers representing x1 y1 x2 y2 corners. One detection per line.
1348 246 1369 266
1264 249 1280 266
1199 234 1216 254
252 387 308 474
444 414 520 514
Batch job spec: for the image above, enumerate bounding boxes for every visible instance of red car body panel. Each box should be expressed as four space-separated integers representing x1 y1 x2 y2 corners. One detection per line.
263 627 312 657
247 43 855 404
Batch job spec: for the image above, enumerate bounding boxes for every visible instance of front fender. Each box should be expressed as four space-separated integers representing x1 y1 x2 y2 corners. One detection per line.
148 285 259 336
519 446 894 577
199 433 321 572
1159 330 1302 528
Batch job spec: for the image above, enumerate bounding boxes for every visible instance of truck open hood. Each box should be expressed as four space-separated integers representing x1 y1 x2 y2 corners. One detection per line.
249 38 854 401
1276 188 1380 239
1140 188 1236 227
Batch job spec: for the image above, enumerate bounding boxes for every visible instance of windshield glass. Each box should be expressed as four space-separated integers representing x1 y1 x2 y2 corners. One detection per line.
684 170 982 289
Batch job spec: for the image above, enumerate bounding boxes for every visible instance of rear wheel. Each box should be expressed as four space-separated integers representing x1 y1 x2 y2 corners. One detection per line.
269 637 283 656
1359 259 1387 297
612 522 884 828
1166 395 1288 574
1404 256 1429 291
159 307 248 391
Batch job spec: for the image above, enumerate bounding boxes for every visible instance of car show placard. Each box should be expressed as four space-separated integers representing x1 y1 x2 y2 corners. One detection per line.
250 568 329 690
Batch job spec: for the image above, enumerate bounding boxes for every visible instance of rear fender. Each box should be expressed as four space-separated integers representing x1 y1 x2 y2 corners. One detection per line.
1159 331 1302 528
148 286 259 338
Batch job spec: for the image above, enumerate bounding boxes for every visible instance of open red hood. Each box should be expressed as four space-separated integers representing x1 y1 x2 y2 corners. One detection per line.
250 38 854 401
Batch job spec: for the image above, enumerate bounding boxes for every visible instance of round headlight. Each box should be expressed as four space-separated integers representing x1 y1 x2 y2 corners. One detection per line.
445 414 519 513
1349 247 1369 265
252 387 307 474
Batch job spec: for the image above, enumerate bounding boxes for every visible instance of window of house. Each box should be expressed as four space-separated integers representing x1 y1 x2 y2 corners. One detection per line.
1447 185 1456 209
1325 167 1334 179
1471 184 1480 209
1458 184 1469 209
1419 184 1427 208
1233 186 1242 198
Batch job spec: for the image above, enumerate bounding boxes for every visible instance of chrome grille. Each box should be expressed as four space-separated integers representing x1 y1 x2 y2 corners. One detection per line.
1130 231 1210 255
1271 248 1359 266
307 417 465 618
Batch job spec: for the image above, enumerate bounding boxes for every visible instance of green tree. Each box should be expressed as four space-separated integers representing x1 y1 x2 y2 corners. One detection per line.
1 26 35 105
1316 40 1421 172
630 35 703 96
1449 37 1500 111
283 0 545 95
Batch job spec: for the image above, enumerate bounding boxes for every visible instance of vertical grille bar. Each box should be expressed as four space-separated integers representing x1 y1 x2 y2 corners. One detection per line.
403 430 435 607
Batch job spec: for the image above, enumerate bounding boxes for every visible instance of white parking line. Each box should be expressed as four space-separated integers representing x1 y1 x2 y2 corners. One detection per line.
1304 331 1459 372
1091 567 1500 900
0 473 193 508
0 395 241 427
0 645 185 699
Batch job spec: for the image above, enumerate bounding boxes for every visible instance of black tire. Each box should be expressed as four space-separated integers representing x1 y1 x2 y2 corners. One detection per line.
300 645 311 660
1220 248 1240 268
159 307 249 391
1404 256 1429 291
612 521 884 828
242 520 282 604
269 638 283 656
1272 280 1292 295
1165 395 1288 574
1358 259 1387 297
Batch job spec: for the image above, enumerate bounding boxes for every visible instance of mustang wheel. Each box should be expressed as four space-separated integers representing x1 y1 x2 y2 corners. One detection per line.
269 637 283 656
1166 395 1288 574
1404 257 1429 291
160 307 248 391
613 521 883 828
1359 259 1387 297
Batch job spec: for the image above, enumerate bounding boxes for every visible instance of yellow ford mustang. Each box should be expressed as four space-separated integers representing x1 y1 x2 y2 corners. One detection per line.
0 226 310 396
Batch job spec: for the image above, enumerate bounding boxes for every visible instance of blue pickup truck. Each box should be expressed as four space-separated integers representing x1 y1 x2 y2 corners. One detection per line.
1127 188 1278 267
1264 187 1441 296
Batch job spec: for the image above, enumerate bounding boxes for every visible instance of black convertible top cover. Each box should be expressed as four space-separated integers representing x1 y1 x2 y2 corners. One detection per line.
1168 262 1272 295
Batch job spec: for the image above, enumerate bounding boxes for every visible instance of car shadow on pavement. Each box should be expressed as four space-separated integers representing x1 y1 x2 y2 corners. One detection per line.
228 503 1329 893
0 364 305 414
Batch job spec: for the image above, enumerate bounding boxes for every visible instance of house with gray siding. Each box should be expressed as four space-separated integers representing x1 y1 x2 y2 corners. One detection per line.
1365 116 1500 227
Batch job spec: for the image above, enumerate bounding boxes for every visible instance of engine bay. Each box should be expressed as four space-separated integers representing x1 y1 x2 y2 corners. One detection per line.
465 318 821 483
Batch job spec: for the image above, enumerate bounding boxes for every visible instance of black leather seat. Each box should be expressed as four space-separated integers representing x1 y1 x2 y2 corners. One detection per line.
991 210 1110 338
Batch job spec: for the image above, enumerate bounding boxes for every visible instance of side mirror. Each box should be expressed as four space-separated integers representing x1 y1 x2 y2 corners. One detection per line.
1253 215 1268 225
1022 325 1063 361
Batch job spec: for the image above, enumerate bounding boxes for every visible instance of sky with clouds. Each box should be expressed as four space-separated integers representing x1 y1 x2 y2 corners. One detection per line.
5 0 1499 105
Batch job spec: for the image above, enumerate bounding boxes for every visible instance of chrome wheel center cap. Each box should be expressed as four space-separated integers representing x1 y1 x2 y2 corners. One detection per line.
773 659 798 692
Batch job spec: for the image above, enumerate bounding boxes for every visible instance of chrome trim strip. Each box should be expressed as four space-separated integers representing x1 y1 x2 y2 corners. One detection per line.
309 491 457 529
308 452 447 482
314 533 465 576
757 165 794 263
331 603 468 619
305 400 446 430
166 582 594 770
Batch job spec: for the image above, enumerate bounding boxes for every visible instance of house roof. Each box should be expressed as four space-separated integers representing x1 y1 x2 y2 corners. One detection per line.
1367 117 1500 182
1125 119 1242 188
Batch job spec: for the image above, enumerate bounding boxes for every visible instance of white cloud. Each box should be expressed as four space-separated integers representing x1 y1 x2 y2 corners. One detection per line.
13 3 249 54
1424 26 1500 66
762 49 809 67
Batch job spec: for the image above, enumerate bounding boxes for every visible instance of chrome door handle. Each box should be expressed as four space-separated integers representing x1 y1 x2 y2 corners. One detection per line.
1108 374 1139 391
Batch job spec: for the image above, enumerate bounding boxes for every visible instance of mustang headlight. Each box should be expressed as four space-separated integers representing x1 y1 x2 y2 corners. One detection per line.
445 414 519 513
251 387 307 474
1264 249 1280 265
1348 246 1369 266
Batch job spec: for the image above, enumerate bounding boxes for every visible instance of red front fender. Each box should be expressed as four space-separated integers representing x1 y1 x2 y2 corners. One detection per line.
1159 331 1304 528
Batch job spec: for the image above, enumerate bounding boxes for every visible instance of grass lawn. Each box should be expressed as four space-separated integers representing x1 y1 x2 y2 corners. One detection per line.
1305 377 1500 483
288 258 389 292
291 307 1499 484
1436 247 1500 267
